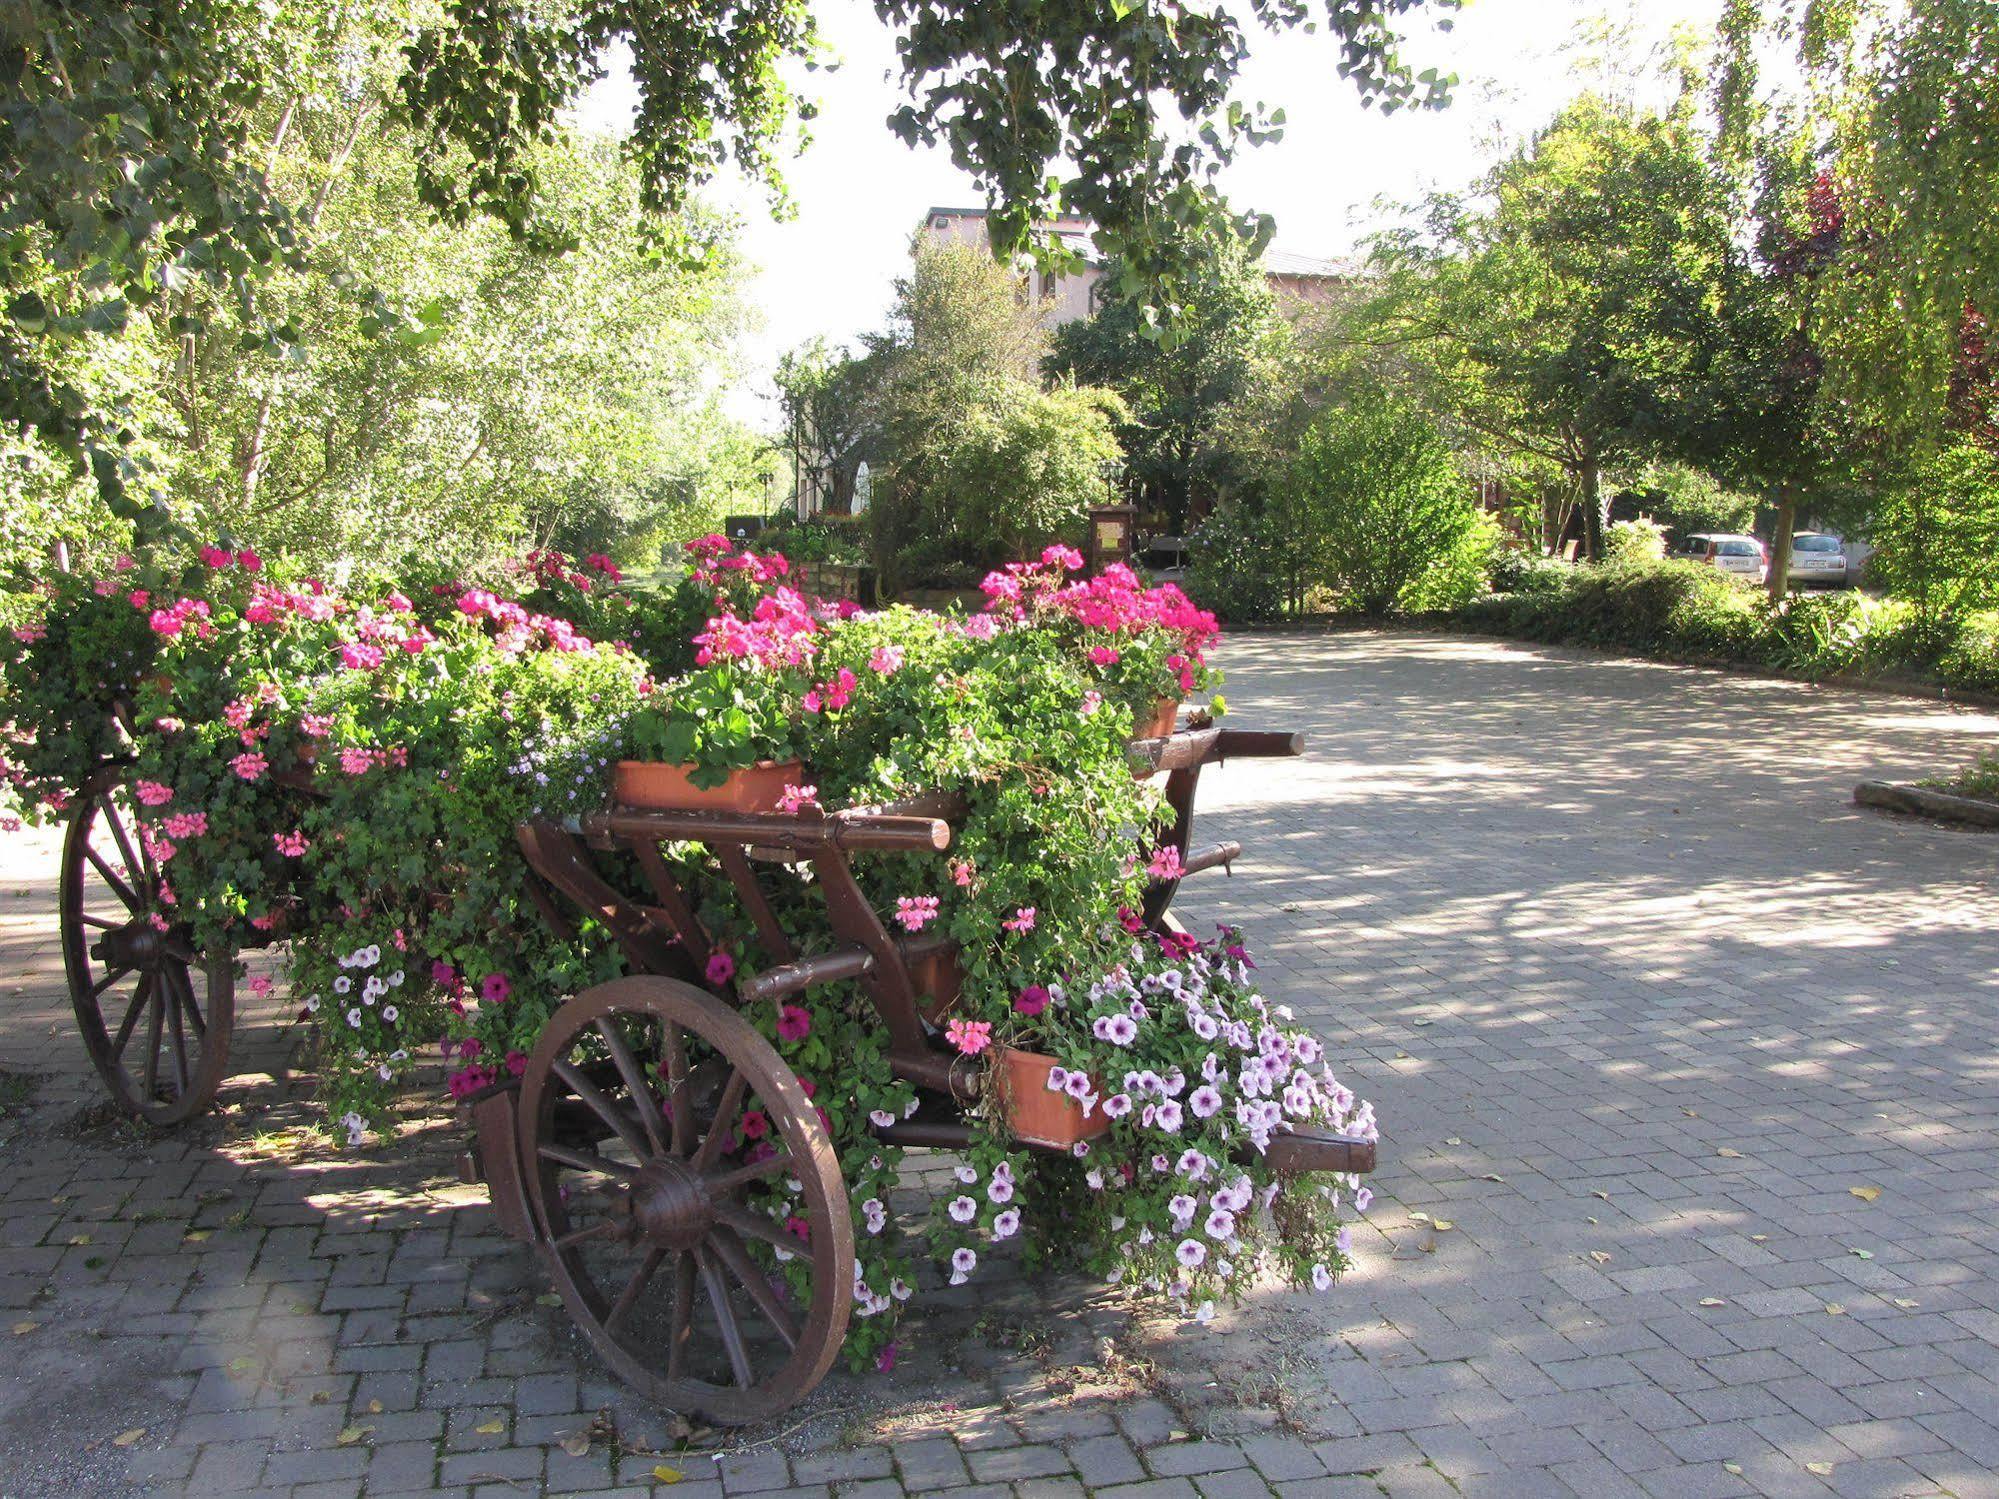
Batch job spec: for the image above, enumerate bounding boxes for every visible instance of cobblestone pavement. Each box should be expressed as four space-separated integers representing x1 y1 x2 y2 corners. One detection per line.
5 630 1999 1499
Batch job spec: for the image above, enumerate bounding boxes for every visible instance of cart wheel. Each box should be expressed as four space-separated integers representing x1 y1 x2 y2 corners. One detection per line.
519 976 853 1425
60 767 235 1125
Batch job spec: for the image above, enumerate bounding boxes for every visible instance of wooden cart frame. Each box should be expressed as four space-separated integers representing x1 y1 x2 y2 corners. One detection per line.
54 720 1374 1426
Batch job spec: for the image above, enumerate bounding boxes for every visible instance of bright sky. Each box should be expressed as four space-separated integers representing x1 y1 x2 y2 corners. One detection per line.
577 0 1725 428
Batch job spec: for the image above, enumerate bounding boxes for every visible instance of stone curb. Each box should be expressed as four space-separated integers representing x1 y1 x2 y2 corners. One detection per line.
1854 778 1999 828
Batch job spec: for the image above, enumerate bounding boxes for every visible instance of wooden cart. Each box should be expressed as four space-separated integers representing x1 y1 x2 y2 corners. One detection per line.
465 722 1375 1425
53 716 1374 1424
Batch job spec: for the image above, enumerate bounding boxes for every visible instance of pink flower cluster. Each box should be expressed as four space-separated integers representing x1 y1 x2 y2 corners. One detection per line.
244 581 336 626
945 1017 992 1055
338 744 407 775
894 895 940 932
455 588 595 656
198 545 263 571
802 667 856 714
981 550 1219 669
693 587 820 670
685 534 789 589
145 596 213 640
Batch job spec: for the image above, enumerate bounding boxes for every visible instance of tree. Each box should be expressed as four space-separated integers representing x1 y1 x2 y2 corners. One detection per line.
5 0 1456 526
1046 230 1287 534
1869 444 1999 648
1 6 758 577
858 242 1127 587
1373 94 1748 561
774 340 890 518
1286 396 1477 616
1810 0 1999 452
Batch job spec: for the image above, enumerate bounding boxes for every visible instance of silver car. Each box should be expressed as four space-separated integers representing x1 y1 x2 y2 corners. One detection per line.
1787 532 1849 587
1676 533 1767 582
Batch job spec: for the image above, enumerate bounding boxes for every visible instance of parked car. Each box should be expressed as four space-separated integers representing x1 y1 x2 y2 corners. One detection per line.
1786 532 1849 587
1675 532 1768 582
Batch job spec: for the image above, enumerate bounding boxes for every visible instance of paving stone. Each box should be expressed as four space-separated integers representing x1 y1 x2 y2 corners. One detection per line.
5 635 1999 1497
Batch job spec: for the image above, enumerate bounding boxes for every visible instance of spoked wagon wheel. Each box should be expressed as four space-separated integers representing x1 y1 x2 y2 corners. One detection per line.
519 976 853 1425
59 766 235 1125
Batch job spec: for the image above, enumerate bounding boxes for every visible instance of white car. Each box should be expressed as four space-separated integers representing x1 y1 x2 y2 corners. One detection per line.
1676 533 1767 582
1787 532 1849 587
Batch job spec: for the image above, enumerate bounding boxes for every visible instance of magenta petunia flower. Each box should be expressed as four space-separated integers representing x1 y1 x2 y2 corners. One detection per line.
706 951 737 985
480 973 512 1003
776 1004 812 1041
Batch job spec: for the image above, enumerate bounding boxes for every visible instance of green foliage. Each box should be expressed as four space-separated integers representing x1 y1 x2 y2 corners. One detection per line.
1287 399 1477 616
1456 555 1962 685
1401 509 1502 611
1868 444 1999 645
874 1 1454 330
1486 545 1572 597
6 0 1459 531
864 244 1127 588
1605 517 1667 566
2 0 302 527
1618 462 1759 537
1373 94 1755 559
2 3 757 581
1814 0 1999 448
1185 499 1291 624
1047 230 1288 531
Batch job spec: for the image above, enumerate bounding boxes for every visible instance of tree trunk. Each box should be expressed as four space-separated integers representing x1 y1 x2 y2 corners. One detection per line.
1765 483 1798 602
1579 457 1606 563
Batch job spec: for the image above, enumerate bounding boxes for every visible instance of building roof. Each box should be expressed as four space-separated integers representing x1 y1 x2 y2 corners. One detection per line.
1258 249 1362 280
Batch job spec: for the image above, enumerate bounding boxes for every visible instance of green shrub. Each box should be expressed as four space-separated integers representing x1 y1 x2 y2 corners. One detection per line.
1605 517 1667 565
1186 498 1289 623
1486 545 1572 595
1870 443 1999 648
1938 614 1999 693
1452 556 1987 689
1401 510 1503 611
1288 398 1478 617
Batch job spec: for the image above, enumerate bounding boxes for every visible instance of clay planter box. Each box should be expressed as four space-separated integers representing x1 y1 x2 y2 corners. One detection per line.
1132 696 1181 740
994 1046 1111 1149
612 759 805 813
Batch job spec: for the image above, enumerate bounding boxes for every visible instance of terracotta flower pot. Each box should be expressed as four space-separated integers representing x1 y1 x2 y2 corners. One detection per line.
994 1046 1111 1149
911 948 964 1025
1133 696 1181 740
612 758 805 813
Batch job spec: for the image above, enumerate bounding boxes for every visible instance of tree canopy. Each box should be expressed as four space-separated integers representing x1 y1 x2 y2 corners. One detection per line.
1 0 762 577
1046 229 1287 534
4 0 1459 531
1371 94 1752 560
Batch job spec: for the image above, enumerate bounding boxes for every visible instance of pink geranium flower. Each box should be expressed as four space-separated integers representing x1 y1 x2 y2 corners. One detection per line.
868 645 904 674
945 1018 993 1056
1002 906 1036 933
894 895 940 932
136 780 173 807
230 751 268 782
